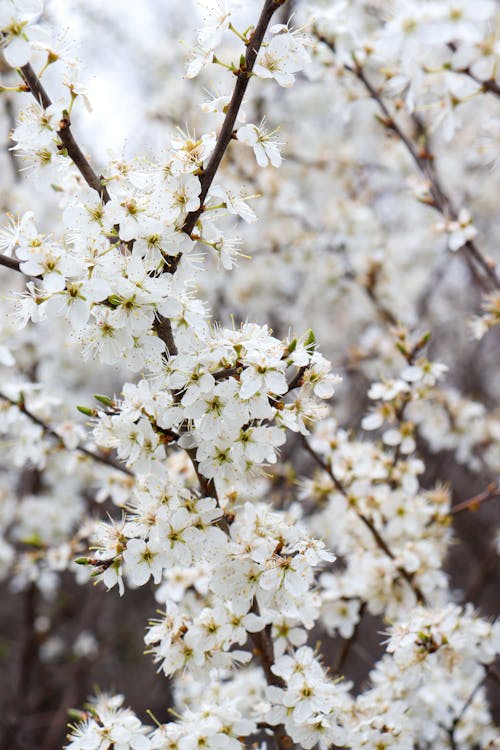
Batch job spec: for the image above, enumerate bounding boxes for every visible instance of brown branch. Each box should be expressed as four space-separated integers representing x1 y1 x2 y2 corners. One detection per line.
449 670 488 748
0 253 22 273
352 63 499 291
156 0 289 326
250 600 293 750
451 482 500 515
315 34 500 292
333 600 366 674
182 0 288 236
153 314 178 356
446 43 500 98
18 63 110 203
302 436 426 604
285 365 307 393
485 663 500 688
0 391 133 476
463 71 500 97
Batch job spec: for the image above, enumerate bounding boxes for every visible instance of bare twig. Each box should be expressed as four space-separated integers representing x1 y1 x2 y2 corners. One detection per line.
451 481 500 515
448 666 494 749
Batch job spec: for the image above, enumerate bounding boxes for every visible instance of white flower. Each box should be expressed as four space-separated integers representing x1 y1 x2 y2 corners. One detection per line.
254 29 310 88
123 537 168 586
0 0 42 67
237 123 283 168
210 185 257 223
436 209 478 252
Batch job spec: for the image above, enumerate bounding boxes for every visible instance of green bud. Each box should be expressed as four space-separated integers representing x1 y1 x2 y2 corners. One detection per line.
67 708 88 721
93 394 114 407
22 534 43 547
74 557 90 565
77 405 96 417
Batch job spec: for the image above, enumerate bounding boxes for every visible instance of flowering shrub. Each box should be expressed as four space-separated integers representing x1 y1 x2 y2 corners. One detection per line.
0 1 499 749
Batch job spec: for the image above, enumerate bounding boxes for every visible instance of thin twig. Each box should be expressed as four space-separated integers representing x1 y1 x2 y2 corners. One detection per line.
333 600 366 674
461 70 500 97
183 0 288 236
155 0 287 346
451 482 500 515
249 600 292 750
315 34 500 292
446 42 500 98
447 666 495 749
302 436 426 604
19 64 110 202
0 391 133 476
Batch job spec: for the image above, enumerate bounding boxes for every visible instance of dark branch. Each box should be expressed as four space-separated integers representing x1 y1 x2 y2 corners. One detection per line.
0 253 22 273
333 600 366 674
18 63 111 203
315 33 500 292
302 435 426 604
0 391 133 476
451 482 500 515
183 0 287 236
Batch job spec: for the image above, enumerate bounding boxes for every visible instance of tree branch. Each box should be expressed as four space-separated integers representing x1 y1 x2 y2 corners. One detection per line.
0 253 22 273
18 63 111 203
183 0 288 236
333 600 366 674
451 482 500 515
250 600 293 750
315 34 500 292
0 391 133 476
302 436 426 604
